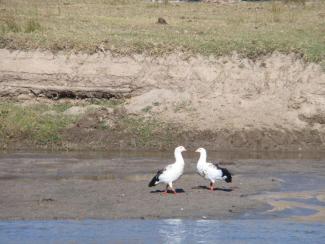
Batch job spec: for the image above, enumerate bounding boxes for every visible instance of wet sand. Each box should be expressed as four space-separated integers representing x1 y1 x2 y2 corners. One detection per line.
0 151 324 220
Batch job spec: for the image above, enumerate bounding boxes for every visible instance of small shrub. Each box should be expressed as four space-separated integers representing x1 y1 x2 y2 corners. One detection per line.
25 19 41 33
174 100 193 113
119 116 164 146
142 106 152 113
4 16 20 33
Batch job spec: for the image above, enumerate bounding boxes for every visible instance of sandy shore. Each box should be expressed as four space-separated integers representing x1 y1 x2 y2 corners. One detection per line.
0 151 324 220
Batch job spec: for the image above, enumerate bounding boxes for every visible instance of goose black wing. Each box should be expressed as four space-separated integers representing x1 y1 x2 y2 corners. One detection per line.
213 163 232 183
148 168 166 187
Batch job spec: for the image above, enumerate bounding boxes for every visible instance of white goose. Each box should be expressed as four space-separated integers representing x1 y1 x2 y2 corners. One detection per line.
148 146 186 194
195 147 232 191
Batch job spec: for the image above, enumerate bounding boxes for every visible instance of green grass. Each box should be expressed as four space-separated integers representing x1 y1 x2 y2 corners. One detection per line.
0 99 126 147
0 0 324 61
119 116 164 146
0 103 76 147
118 116 179 147
24 18 42 33
0 100 176 149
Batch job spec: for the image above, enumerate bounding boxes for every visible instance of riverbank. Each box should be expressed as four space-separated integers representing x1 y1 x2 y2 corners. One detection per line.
1 49 325 151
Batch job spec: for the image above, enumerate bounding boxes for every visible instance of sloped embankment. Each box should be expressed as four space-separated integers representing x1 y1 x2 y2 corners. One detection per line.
1 49 325 150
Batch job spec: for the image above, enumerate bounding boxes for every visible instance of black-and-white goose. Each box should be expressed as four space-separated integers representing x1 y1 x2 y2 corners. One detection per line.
195 147 232 191
148 146 186 194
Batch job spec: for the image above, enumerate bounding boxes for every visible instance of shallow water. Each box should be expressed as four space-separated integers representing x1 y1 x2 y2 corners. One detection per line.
0 219 325 244
279 197 325 207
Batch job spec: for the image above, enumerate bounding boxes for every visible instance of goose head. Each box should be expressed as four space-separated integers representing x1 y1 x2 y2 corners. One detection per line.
195 147 206 154
175 146 187 153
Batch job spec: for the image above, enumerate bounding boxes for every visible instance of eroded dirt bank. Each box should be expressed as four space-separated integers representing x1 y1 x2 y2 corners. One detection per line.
1 49 325 151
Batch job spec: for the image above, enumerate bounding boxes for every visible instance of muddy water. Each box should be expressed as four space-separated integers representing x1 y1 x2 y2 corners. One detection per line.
0 150 324 242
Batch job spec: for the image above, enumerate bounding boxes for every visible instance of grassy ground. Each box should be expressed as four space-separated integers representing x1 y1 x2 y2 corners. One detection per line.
0 0 324 62
0 101 180 150
0 102 76 149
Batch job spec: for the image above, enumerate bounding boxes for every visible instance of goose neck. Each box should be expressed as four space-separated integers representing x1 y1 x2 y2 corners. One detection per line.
174 151 184 164
198 151 207 164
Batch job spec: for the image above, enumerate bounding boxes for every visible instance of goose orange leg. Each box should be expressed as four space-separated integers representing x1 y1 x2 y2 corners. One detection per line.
169 183 177 194
163 185 169 195
210 182 214 191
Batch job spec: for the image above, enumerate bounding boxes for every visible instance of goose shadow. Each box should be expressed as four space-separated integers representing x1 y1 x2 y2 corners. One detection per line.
150 188 185 194
192 186 233 192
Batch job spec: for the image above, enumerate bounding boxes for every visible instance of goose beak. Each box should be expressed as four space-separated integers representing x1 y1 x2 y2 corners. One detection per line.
195 149 199 153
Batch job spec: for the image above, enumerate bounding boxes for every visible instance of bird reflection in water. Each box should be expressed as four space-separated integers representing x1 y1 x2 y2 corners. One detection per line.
159 219 186 244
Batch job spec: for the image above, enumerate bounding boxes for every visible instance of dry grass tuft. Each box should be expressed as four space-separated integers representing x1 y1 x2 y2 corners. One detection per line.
25 19 41 33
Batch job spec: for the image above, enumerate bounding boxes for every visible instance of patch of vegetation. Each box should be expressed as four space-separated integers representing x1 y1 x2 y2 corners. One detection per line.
88 98 125 107
1 15 21 33
0 12 41 34
0 100 180 150
0 103 76 148
173 100 195 113
141 105 153 113
118 116 180 148
0 0 323 62
25 19 42 33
